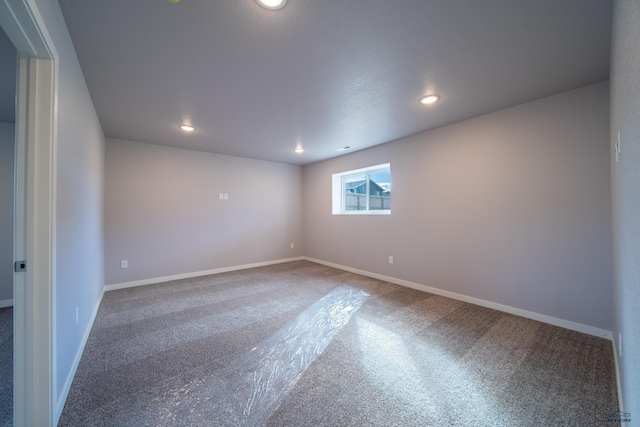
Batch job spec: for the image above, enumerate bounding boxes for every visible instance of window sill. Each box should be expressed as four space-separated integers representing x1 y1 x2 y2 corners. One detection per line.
335 210 391 215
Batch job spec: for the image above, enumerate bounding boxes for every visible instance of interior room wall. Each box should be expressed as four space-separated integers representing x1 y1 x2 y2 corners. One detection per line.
303 81 613 332
32 0 106 416
104 138 304 285
610 0 639 415
0 19 16 307
0 122 13 304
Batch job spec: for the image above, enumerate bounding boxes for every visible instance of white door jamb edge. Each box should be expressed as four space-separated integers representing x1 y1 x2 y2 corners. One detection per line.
0 1 59 426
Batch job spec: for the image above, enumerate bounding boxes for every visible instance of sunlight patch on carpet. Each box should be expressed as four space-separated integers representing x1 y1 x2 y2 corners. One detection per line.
356 317 503 425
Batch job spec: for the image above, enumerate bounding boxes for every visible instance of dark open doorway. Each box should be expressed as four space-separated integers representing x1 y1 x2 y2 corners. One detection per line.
0 23 16 427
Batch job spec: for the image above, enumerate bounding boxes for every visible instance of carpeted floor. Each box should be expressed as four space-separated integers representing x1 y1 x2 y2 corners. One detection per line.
0 307 12 427
59 261 619 426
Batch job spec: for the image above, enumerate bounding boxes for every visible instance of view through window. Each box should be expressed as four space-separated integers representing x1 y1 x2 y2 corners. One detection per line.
332 164 391 214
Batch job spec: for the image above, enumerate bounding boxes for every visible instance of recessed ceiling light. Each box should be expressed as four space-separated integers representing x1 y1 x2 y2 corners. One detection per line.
294 147 304 154
179 125 195 132
419 95 440 105
336 146 351 152
257 0 287 10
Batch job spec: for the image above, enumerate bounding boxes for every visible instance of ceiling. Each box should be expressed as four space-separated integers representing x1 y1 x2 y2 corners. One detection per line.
58 0 612 166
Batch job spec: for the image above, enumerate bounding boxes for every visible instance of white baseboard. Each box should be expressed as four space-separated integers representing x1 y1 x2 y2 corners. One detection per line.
55 287 105 422
105 255 613 340
105 257 306 292
304 257 613 340
612 334 625 420
0 299 13 308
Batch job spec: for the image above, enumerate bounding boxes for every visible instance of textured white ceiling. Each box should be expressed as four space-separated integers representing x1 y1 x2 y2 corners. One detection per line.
58 0 612 165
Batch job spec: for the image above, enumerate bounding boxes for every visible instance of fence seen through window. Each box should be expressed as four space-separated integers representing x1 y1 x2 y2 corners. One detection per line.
333 164 390 214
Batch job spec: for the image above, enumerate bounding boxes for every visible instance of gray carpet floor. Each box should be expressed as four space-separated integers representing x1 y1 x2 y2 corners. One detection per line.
0 307 12 427
59 261 619 426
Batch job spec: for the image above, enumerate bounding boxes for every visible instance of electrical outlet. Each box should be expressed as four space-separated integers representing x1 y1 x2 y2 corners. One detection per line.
290 242 294 249
219 193 224 200
75 307 79 325
121 260 128 269
388 256 394 264
224 193 229 200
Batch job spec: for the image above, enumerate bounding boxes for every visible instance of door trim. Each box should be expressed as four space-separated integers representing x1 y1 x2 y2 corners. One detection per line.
0 1 58 425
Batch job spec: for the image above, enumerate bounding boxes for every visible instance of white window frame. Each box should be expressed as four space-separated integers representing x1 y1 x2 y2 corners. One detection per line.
332 163 391 215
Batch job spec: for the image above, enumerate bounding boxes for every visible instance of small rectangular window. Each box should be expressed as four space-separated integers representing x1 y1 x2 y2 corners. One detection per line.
332 164 391 215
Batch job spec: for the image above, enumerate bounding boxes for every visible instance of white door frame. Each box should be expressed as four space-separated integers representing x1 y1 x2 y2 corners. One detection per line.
0 1 58 425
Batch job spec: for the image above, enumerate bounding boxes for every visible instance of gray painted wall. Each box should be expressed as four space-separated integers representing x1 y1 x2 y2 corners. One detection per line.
0 26 15 124
31 0 105 414
304 82 613 331
105 138 303 285
611 0 639 415
0 24 15 305
0 122 13 302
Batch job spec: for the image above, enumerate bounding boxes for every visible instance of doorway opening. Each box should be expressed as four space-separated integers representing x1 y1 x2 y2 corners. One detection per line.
0 21 17 427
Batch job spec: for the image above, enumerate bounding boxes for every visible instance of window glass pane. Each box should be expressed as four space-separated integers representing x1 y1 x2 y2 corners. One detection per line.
343 173 367 210
332 163 391 215
368 169 391 210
